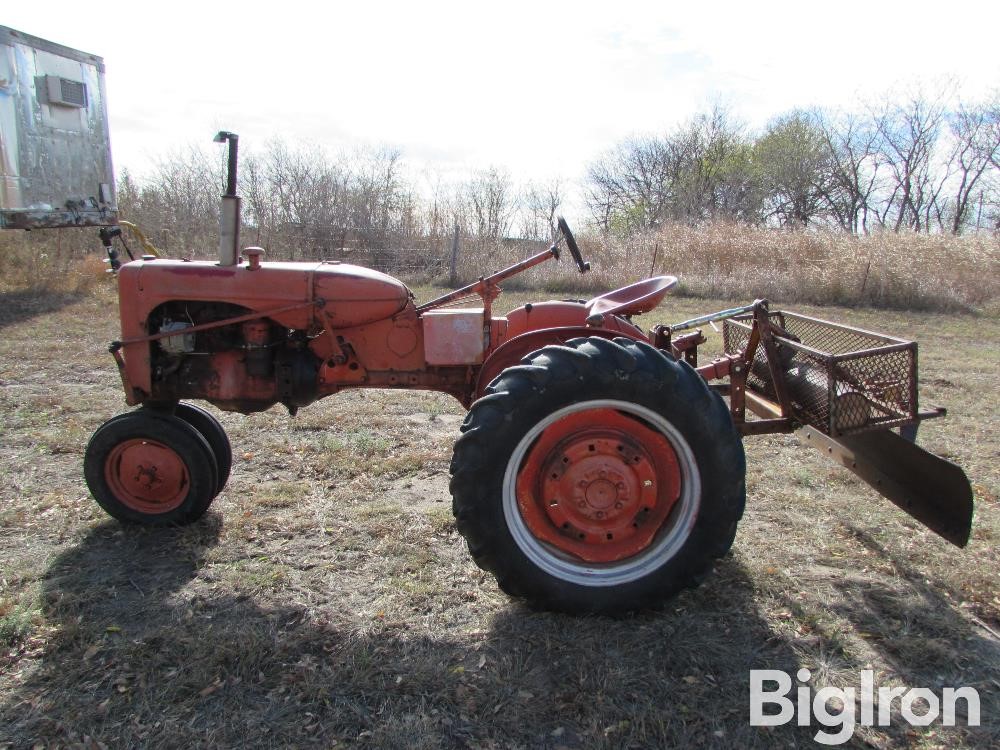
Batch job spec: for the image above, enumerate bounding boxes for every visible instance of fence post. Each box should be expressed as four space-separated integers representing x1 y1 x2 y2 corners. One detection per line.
449 222 460 286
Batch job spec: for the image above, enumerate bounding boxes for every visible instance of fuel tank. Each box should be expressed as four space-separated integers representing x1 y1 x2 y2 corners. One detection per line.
312 261 412 327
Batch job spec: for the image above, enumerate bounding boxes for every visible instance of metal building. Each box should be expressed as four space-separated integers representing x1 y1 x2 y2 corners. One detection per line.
0 25 116 229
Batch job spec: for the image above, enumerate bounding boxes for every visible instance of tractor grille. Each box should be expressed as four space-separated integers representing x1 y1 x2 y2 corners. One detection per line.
723 311 917 437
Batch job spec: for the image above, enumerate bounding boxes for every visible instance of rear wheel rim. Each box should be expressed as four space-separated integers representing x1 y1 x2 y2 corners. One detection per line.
104 438 189 514
503 400 701 587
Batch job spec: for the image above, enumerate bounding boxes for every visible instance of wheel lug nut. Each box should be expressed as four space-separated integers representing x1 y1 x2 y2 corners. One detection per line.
599 470 607 478
595 511 604 519
578 500 586 508
615 502 623 509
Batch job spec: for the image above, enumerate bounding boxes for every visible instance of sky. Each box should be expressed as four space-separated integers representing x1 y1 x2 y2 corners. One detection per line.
4 0 999 212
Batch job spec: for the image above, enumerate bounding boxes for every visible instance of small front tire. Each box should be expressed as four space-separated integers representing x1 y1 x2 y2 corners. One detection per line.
84 411 219 526
173 402 232 496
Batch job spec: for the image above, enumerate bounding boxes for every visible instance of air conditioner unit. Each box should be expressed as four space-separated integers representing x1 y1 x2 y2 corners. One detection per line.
46 74 87 108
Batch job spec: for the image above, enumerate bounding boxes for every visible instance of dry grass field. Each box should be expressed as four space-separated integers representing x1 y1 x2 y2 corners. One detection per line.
2 223 999 314
0 274 997 748
449 223 1000 315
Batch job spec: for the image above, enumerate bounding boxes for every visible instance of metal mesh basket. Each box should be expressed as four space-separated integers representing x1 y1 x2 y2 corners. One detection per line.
723 311 917 437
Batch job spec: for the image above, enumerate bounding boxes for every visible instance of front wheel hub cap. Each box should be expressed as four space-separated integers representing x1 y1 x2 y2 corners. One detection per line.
105 438 189 514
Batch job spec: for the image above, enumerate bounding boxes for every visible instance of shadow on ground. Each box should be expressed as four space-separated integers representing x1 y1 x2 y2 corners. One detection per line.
835 525 1000 726
1 519 995 748
0 289 85 330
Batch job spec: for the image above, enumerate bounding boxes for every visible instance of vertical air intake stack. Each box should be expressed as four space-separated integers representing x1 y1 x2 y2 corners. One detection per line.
214 131 240 266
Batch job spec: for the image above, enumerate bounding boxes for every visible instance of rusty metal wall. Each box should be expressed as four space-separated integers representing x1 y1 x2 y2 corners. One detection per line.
0 25 116 229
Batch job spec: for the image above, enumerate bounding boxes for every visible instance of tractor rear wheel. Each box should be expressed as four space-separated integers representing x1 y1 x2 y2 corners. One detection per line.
450 336 745 614
84 410 219 526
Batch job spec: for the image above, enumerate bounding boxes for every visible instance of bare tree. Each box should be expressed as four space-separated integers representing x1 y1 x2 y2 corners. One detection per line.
585 104 759 232
520 178 564 240
872 84 953 232
115 168 140 220
674 105 759 223
419 169 451 239
585 135 674 232
241 153 275 246
945 96 1000 233
463 167 516 241
813 109 883 233
142 145 220 252
347 146 404 245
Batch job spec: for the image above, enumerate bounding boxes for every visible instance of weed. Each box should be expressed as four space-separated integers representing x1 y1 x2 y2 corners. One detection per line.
0 601 36 648
425 504 457 534
252 480 311 509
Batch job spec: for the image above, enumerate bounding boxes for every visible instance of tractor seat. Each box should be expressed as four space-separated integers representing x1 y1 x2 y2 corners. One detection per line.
585 275 678 318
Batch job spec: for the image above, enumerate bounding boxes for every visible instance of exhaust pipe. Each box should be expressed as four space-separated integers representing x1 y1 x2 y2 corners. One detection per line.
214 131 240 266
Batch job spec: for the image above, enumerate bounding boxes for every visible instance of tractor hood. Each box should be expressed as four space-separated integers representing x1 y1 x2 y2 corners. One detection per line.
121 257 411 330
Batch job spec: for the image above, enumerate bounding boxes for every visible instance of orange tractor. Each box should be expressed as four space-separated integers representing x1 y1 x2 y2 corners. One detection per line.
87 134 973 613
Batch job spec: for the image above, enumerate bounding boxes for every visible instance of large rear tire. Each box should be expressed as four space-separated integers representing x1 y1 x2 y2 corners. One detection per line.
84 411 219 526
449 337 745 614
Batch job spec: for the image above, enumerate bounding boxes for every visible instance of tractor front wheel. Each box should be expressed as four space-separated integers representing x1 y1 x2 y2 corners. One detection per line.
171 403 232 496
450 337 746 614
84 410 219 525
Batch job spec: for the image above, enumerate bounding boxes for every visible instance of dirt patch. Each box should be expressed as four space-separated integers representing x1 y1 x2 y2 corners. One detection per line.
402 411 465 435
391 472 452 511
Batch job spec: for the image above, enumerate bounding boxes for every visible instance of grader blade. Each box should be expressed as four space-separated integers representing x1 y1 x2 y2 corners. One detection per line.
798 426 973 547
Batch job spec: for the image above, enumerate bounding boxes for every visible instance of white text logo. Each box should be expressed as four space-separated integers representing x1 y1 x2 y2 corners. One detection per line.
749 668 980 745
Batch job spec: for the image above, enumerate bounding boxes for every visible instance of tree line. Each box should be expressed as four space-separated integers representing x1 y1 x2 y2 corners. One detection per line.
587 86 999 236
116 83 999 267
117 142 564 262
